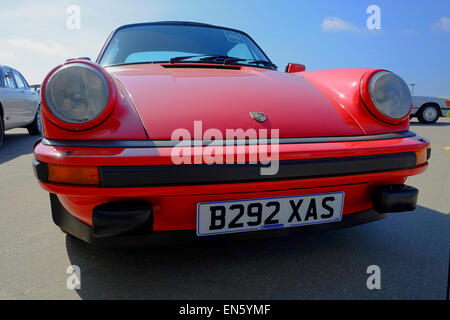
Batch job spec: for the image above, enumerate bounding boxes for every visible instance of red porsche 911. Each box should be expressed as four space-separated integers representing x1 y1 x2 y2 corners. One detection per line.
33 21 430 246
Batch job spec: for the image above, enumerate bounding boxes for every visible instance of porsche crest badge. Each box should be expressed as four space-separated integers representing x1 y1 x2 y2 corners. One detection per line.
250 112 267 123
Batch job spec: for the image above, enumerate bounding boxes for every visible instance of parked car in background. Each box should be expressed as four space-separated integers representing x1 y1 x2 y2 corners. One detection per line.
0 65 41 148
411 96 450 123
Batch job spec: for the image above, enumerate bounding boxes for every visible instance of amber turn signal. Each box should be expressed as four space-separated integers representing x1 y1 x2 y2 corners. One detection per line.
415 149 428 165
48 164 99 185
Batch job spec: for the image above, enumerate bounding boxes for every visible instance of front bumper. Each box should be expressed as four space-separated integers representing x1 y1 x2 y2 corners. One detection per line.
33 131 430 244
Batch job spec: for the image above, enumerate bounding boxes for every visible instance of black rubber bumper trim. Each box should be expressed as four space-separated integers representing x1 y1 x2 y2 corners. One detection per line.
92 201 153 238
49 193 389 247
41 131 416 148
98 152 417 187
32 158 48 182
372 185 419 213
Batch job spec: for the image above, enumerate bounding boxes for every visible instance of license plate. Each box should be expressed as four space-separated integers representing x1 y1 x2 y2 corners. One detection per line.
197 192 344 236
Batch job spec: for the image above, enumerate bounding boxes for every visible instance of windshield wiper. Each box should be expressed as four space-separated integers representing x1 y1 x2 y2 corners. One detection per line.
169 55 203 63
169 55 277 69
246 60 278 69
169 55 245 64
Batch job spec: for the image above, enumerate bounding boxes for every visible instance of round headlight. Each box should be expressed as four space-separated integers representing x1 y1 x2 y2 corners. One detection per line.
44 63 110 124
367 71 412 120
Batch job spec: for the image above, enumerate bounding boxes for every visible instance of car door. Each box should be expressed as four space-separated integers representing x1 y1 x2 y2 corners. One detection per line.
15 70 38 124
0 67 22 129
11 69 33 126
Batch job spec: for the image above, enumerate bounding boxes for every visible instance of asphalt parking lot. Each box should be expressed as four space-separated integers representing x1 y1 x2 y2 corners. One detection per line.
0 119 449 300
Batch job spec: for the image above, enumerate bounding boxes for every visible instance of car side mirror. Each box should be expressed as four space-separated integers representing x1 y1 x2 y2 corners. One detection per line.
285 63 306 73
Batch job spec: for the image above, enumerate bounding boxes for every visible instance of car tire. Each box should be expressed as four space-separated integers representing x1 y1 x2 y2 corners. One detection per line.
27 107 42 136
417 104 440 124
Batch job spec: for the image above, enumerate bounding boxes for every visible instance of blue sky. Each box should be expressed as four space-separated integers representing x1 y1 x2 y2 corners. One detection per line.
1 0 449 96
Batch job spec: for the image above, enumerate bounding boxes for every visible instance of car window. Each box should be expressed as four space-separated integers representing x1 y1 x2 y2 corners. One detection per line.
227 43 256 60
18 72 30 89
13 71 26 89
125 51 196 63
3 70 16 88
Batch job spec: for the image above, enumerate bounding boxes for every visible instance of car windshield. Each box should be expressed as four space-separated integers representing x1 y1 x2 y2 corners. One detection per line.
99 23 274 69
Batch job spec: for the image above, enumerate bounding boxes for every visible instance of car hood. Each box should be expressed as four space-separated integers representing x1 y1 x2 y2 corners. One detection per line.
107 64 364 140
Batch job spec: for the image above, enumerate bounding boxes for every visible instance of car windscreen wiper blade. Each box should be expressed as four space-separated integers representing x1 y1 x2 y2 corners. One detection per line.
169 55 203 63
199 55 246 63
169 55 245 64
169 55 277 69
246 60 278 69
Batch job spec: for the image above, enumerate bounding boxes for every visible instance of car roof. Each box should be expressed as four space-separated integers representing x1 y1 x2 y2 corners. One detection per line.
114 21 243 34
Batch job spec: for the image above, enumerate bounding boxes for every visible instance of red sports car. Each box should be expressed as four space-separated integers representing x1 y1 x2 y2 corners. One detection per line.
33 21 430 246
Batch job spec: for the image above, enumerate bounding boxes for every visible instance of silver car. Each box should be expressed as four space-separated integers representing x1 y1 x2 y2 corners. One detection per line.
411 96 450 124
0 65 41 148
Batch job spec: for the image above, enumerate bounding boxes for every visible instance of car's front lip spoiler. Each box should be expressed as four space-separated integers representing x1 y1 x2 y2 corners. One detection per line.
34 151 422 188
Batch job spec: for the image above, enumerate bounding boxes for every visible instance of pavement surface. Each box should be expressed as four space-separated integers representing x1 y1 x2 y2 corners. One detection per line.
0 119 449 300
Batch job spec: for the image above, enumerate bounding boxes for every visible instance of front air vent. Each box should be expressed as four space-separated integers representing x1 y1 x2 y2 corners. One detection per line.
163 64 241 70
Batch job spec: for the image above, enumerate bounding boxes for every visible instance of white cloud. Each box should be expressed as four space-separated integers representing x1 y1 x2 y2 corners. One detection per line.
7 38 68 57
432 17 450 31
321 17 358 32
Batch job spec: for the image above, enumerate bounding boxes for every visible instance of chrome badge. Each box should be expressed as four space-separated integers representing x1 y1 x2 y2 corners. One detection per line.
250 112 267 123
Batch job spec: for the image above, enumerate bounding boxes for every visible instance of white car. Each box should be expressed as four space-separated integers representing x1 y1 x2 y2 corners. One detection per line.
411 96 450 124
0 65 41 148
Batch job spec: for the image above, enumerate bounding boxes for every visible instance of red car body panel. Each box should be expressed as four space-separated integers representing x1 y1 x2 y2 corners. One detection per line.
300 68 410 133
41 63 148 141
40 64 411 141
108 64 364 139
